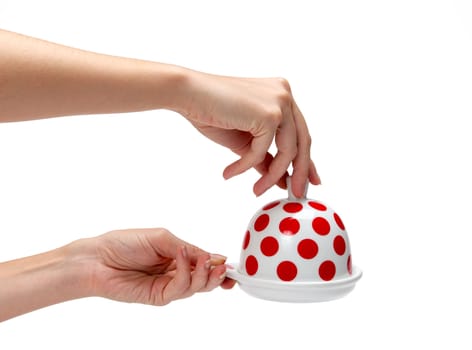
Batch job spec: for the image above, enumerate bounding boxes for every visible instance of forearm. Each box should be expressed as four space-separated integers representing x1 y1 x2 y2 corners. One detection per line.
0 241 92 321
0 29 189 122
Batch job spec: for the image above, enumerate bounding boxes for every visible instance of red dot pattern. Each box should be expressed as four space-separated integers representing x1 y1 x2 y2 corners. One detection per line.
242 199 352 282
245 255 258 276
308 201 327 211
312 217 330 235
297 239 318 259
263 201 280 210
319 260 336 281
283 202 303 213
260 236 279 256
254 214 270 232
277 261 298 281
333 235 346 255
279 217 300 235
242 230 250 250
334 213 345 230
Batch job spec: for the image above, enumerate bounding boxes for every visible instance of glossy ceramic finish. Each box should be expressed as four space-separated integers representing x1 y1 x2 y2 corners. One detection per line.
238 181 353 283
227 178 362 302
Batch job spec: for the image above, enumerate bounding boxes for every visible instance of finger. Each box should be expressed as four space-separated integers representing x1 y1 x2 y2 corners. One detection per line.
188 254 211 293
309 159 321 185
209 253 227 265
152 229 227 275
253 115 297 196
223 131 274 180
165 259 177 272
162 245 191 304
202 264 227 292
292 102 321 190
252 152 288 189
184 243 212 266
151 228 208 266
232 148 288 189
289 102 311 197
220 277 237 290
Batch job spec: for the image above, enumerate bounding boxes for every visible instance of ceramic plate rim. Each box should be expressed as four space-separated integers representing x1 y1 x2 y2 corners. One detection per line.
226 262 362 289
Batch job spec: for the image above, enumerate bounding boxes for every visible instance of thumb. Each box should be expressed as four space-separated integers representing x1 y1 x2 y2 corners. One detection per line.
153 228 226 265
182 241 227 266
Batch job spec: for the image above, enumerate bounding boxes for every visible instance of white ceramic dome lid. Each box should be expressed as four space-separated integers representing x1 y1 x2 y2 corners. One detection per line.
226 177 362 302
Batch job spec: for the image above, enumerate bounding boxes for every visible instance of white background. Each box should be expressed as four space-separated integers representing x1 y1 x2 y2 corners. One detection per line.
1 0 471 348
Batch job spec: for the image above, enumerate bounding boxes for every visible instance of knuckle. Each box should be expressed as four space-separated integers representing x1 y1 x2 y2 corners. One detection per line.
277 90 292 107
158 295 172 306
275 77 292 92
269 78 293 108
156 227 171 236
265 107 283 126
158 288 171 306
251 151 267 166
303 134 312 149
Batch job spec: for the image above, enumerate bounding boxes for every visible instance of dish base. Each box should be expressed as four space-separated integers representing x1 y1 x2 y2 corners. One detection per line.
226 263 362 303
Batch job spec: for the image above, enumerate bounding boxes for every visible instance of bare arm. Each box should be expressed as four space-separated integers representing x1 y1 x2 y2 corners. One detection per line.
0 28 319 196
0 228 232 322
0 29 188 121
0 243 89 321
0 29 319 321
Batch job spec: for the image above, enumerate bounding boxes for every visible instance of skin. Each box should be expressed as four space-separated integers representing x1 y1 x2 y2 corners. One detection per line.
0 29 321 321
0 229 235 322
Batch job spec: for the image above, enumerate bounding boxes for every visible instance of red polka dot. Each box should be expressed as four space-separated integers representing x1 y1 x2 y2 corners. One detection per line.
260 236 279 256
297 239 318 259
279 217 300 235
308 201 327 211
312 217 330 235
263 201 280 210
254 214 270 232
245 255 258 276
333 235 346 255
319 260 336 281
242 230 250 250
334 213 345 230
277 261 298 281
347 255 352 275
283 202 303 213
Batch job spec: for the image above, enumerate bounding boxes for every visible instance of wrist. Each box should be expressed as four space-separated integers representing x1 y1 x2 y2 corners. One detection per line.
0 240 95 321
65 236 118 300
156 64 196 115
59 238 100 299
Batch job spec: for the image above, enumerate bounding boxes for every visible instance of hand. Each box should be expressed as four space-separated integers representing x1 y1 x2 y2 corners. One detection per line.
89 228 235 305
0 29 320 197
180 72 321 197
0 228 235 321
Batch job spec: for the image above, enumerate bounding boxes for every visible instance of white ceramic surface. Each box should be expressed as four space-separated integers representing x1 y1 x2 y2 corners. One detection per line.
226 263 362 302
229 178 362 302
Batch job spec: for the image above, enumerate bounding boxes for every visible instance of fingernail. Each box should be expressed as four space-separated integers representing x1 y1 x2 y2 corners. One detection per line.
181 246 188 259
219 271 227 280
210 253 227 263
